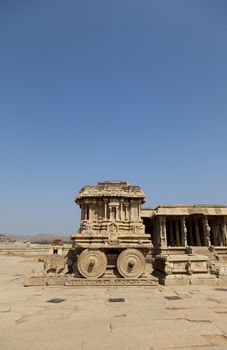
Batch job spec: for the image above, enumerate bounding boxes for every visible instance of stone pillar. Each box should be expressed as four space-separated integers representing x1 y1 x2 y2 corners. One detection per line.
181 217 187 247
90 200 96 221
162 216 167 247
195 219 201 246
103 199 108 220
203 216 211 246
120 199 124 221
138 201 141 220
85 201 90 221
158 216 167 248
97 201 102 220
212 220 218 246
116 205 119 221
217 219 222 246
130 200 137 222
109 205 113 221
175 219 181 246
169 220 174 246
81 205 85 221
220 219 224 246
188 219 193 246
124 201 129 221
223 217 227 246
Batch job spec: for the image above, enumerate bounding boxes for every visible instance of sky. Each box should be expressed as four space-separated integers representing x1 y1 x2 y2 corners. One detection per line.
0 0 227 235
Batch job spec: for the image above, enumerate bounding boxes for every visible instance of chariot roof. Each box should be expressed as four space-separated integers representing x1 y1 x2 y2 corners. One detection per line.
75 181 145 203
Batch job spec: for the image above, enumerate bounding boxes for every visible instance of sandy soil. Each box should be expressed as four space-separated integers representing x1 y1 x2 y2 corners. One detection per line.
0 255 227 350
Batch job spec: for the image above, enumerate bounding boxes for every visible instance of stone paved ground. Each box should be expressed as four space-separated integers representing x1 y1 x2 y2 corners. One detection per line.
0 255 227 350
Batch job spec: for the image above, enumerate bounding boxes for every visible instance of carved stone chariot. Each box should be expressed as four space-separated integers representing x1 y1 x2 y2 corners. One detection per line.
24 180 227 287
71 181 152 280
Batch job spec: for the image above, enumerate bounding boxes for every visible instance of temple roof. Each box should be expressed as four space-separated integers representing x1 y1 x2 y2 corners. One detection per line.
141 205 227 217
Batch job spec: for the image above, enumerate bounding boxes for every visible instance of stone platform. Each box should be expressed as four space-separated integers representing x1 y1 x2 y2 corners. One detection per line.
24 275 158 287
153 253 220 286
156 273 217 286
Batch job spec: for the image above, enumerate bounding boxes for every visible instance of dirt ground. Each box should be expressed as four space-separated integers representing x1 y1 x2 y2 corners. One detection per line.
0 255 227 350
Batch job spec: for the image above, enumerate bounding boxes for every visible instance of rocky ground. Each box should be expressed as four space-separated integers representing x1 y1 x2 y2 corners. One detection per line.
0 255 227 350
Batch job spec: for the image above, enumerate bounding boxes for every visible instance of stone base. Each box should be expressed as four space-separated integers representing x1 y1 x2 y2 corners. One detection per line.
152 253 220 286
24 275 158 287
156 273 217 286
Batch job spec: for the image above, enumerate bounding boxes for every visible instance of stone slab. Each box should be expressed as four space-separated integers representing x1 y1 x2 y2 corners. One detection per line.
65 277 158 286
24 275 158 287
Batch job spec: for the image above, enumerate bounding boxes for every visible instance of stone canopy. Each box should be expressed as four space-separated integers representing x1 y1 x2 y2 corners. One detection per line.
75 181 145 203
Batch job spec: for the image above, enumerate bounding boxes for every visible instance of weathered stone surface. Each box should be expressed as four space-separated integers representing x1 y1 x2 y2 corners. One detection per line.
158 274 217 286
153 253 218 285
24 275 158 286
71 181 152 281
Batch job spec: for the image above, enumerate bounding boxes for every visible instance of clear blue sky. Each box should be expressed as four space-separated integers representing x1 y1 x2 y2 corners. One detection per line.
1 1 227 235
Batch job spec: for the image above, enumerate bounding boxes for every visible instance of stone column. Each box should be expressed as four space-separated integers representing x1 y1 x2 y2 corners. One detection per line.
217 218 222 246
109 205 113 221
103 199 108 220
188 219 193 246
130 200 137 222
116 205 119 221
120 199 124 221
203 216 211 246
181 217 187 247
138 201 141 220
97 201 102 220
158 216 167 248
220 218 224 246
85 201 90 221
90 200 96 221
223 217 227 246
175 219 181 246
169 220 174 246
162 216 167 247
195 219 201 246
124 201 129 221
81 205 85 221
211 220 218 246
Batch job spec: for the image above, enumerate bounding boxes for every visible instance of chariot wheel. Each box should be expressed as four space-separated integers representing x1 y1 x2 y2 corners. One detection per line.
77 249 107 279
117 249 145 278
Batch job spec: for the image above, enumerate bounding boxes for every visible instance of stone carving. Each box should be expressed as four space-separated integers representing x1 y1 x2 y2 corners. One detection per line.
43 255 67 275
207 260 219 276
64 277 157 286
185 260 193 275
164 260 173 275
208 245 219 261
185 246 193 255
77 249 107 279
71 181 152 281
116 249 146 278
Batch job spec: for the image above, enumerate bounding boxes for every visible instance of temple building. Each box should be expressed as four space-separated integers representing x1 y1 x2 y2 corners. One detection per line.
141 205 227 250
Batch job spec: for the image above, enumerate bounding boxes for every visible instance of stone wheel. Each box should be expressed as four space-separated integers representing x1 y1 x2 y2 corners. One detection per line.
77 249 107 279
117 249 145 278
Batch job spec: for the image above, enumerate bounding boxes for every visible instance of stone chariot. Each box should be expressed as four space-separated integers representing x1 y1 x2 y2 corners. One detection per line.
71 181 152 281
